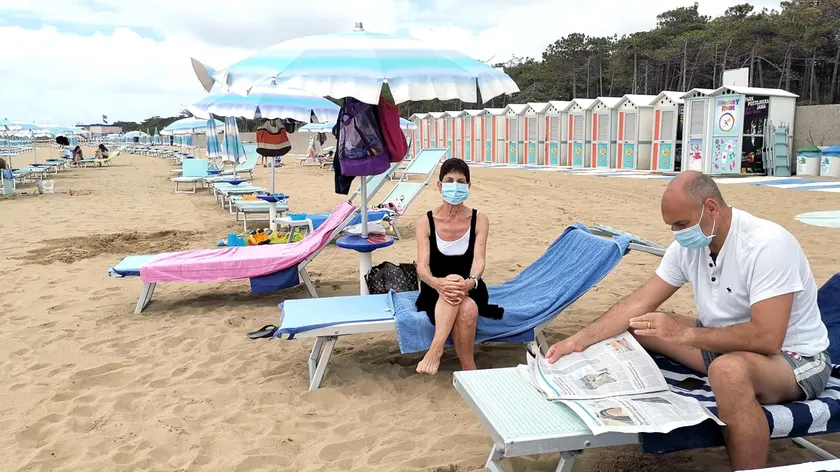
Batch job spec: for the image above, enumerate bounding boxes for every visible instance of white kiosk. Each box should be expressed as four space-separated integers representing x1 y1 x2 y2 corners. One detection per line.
680 88 715 172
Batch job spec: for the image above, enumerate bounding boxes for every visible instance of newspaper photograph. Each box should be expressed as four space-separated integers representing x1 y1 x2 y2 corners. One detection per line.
528 332 669 400
560 391 724 435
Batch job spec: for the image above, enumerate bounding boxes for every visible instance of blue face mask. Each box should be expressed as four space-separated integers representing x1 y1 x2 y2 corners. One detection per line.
673 206 716 249
441 182 469 205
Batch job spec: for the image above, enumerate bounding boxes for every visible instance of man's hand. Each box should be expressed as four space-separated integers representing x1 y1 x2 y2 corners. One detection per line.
546 336 585 363
629 312 691 344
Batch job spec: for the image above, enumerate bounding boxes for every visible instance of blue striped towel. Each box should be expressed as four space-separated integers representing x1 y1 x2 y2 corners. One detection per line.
643 272 840 454
391 224 630 354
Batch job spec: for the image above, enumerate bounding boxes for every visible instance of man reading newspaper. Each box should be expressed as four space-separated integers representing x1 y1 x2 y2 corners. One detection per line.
546 172 830 470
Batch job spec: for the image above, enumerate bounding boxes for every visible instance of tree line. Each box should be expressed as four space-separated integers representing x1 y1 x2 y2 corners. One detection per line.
399 0 840 115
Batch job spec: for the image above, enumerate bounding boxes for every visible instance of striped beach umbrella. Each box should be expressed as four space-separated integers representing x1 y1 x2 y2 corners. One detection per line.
222 116 244 164
205 117 223 160
188 85 340 123
161 117 223 136
191 23 519 106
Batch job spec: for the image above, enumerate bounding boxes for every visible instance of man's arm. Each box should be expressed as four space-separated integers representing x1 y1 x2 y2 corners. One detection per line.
687 294 792 355
546 274 679 362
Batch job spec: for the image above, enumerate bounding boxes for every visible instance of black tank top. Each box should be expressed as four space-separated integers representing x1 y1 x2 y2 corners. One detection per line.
425 209 477 281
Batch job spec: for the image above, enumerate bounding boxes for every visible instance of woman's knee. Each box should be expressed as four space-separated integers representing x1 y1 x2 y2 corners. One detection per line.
457 299 479 325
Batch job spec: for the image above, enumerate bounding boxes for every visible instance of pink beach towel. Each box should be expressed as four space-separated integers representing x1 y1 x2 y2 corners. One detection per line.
139 201 356 283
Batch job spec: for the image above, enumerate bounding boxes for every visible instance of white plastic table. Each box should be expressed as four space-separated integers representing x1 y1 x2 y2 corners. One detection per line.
272 216 314 242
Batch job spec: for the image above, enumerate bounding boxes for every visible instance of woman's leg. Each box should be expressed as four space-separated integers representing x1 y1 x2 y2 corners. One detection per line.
450 298 479 370
416 297 459 375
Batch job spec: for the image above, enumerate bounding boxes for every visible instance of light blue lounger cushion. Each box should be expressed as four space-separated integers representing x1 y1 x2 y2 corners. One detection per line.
276 294 395 338
109 254 159 277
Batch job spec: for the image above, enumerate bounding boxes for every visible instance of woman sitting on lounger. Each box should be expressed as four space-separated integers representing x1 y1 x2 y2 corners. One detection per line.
415 158 503 375
96 144 109 159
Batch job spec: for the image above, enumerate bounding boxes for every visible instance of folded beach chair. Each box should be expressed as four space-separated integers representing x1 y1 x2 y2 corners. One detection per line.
307 148 448 239
453 233 840 471
273 223 630 391
108 201 358 314
170 159 210 193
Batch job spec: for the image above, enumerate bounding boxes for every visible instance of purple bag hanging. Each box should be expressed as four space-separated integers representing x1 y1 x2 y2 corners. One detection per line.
337 97 391 176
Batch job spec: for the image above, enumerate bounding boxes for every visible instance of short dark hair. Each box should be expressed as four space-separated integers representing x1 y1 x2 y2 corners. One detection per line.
684 172 725 206
438 158 470 183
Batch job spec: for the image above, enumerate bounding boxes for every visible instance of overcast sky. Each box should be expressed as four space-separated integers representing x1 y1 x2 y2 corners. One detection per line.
0 0 782 125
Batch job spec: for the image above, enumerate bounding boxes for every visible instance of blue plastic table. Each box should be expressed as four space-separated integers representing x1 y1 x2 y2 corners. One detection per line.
336 235 395 294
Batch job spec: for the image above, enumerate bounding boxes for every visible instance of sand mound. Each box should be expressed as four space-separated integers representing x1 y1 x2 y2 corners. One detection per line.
19 230 192 264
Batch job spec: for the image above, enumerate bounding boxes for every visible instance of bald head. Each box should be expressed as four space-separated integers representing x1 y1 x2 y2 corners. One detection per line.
665 171 725 208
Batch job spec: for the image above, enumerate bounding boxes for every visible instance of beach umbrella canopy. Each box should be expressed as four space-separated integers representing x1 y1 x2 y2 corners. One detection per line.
123 130 149 138
188 85 340 123
193 24 520 294
161 117 223 135
191 23 519 105
205 117 223 160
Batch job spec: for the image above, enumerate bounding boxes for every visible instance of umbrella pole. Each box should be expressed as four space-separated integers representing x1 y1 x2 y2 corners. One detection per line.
359 178 371 295
269 159 277 231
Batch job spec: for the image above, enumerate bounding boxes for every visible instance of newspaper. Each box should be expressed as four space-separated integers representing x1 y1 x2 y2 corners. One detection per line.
524 331 723 435
527 331 668 400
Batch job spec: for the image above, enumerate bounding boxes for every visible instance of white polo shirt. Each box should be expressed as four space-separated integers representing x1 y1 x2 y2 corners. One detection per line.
655 208 829 356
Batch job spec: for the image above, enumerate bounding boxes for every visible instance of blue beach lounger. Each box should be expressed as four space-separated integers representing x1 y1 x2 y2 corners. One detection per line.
453 233 840 471
274 224 631 390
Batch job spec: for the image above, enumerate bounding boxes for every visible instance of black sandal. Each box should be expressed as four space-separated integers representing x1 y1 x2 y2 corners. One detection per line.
247 324 278 339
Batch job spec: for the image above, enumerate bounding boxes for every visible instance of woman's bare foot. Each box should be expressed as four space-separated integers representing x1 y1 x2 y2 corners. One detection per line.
416 347 444 375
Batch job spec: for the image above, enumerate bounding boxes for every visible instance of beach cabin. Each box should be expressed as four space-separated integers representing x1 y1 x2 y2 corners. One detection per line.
615 95 657 170
484 108 507 163
524 103 549 165
650 92 684 172
462 110 484 162
445 111 467 160
545 101 570 166
427 112 446 150
589 97 622 168
503 104 529 164
705 86 798 175
409 113 428 157
680 88 715 172
564 99 596 167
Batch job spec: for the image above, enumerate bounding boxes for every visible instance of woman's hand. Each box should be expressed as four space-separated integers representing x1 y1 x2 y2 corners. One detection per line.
434 275 466 305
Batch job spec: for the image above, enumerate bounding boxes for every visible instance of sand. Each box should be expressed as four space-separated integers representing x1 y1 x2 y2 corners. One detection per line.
2 144 840 472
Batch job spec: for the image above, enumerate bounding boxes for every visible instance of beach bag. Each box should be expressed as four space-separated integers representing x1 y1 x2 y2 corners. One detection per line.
337 97 390 176
377 94 408 163
256 120 292 157
365 261 419 294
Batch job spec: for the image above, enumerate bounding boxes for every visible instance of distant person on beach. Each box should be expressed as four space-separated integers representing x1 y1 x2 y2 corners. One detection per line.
96 144 109 159
546 171 830 470
414 158 503 375
72 146 84 165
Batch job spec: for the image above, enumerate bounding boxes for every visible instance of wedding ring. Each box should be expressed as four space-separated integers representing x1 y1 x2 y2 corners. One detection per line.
647 321 651 330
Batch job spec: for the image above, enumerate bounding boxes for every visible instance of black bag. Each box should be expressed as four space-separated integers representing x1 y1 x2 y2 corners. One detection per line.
365 262 419 294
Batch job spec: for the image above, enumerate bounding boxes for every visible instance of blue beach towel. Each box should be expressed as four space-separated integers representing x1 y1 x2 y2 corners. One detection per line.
391 224 630 354
643 272 840 454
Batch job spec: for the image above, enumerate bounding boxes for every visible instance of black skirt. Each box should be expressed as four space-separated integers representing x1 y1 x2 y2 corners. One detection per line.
415 279 503 325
